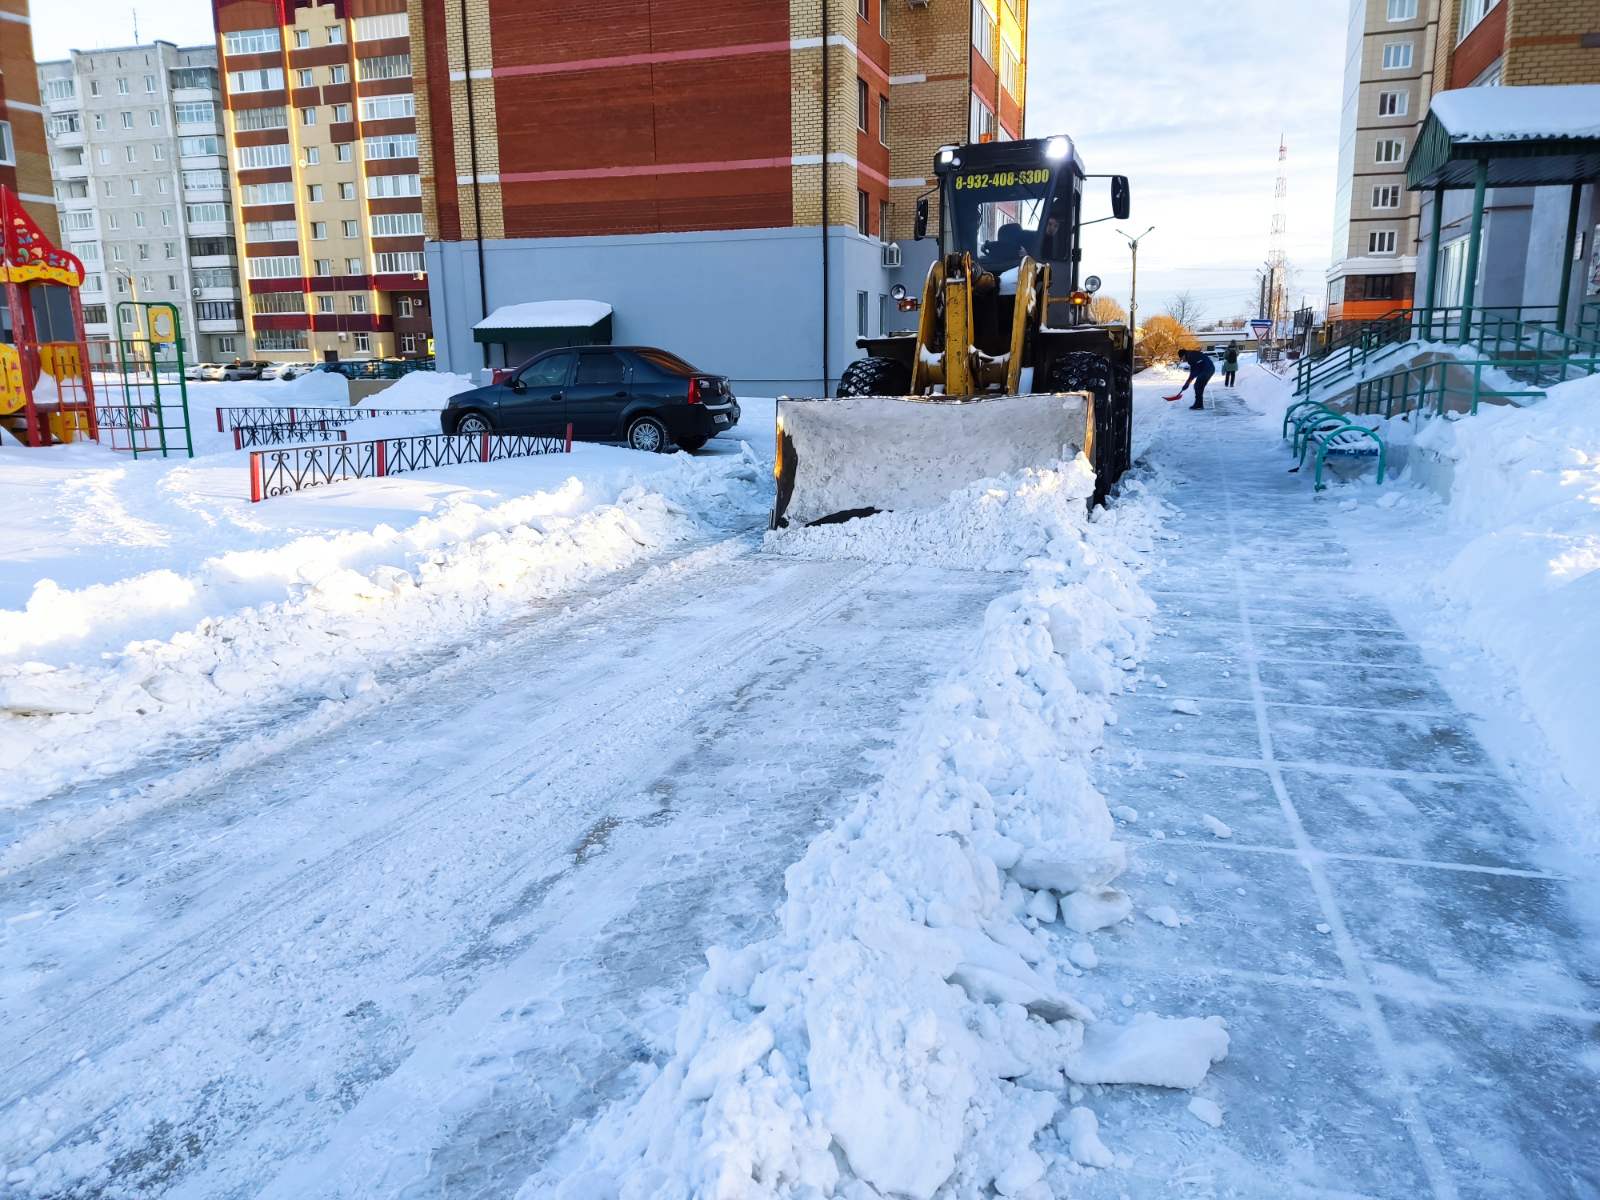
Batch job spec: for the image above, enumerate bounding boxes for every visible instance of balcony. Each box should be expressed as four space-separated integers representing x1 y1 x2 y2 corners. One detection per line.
197 316 245 333
44 91 79 113
188 253 235 268
172 86 220 105
50 128 85 148
191 285 241 300
55 160 89 180
186 220 233 238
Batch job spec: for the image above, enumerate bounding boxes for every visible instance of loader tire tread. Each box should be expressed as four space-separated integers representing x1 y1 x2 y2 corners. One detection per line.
1046 351 1113 397
837 357 913 398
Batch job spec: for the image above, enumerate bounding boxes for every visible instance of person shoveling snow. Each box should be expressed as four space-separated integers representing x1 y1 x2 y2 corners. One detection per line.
1164 349 1215 410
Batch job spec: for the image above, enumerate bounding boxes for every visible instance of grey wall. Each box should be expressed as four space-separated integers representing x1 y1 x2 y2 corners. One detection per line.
426 224 926 395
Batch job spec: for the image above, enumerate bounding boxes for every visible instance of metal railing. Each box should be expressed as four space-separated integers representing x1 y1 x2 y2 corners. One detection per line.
248 427 572 502
214 405 435 432
233 421 352 449
1347 359 1549 422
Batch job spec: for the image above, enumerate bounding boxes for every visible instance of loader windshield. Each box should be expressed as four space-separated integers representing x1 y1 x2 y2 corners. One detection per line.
945 165 1067 273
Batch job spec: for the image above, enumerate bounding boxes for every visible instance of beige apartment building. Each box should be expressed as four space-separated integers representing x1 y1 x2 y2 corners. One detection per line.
1327 0 1442 326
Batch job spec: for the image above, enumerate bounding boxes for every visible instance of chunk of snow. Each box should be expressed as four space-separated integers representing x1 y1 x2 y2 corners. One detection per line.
1059 888 1133 933
1111 805 1138 823
1025 888 1058 924
1187 1096 1224 1128
1061 1107 1115 1168
1171 698 1201 716
1009 841 1126 895
1068 940 1098 970
1200 814 1233 839
1315 923 1332 935
1066 1014 1230 1089
1146 905 1182 929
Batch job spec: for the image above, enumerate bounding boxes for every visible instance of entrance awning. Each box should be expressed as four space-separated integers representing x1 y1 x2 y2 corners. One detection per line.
472 300 613 348
1407 85 1600 191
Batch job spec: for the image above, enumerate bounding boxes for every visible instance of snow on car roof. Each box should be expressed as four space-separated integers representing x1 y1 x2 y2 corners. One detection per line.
1428 85 1600 143
473 300 614 330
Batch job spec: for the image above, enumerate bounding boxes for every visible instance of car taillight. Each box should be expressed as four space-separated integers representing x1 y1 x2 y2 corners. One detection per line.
688 377 712 404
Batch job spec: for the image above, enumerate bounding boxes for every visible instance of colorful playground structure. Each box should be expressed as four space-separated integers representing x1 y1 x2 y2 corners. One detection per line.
1 186 192 456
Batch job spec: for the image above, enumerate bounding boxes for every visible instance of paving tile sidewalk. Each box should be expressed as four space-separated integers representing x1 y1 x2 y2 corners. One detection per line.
1076 388 1600 1199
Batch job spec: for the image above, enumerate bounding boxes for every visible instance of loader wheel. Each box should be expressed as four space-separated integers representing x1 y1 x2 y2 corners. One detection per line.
837 356 912 397
1045 351 1113 397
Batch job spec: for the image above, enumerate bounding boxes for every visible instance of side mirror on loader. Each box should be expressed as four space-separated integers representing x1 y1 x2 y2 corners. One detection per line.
1111 176 1131 221
914 196 930 241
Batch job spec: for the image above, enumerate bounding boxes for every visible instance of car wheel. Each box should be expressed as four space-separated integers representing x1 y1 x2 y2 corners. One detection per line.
454 411 493 436
676 436 707 452
627 415 668 453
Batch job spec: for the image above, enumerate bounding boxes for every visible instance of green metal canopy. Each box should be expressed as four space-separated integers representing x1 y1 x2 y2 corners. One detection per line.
1406 85 1600 191
471 300 614 349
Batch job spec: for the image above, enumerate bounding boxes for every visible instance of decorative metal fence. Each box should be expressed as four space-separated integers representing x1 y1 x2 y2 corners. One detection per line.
233 422 352 449
249 427 572 502
214 405 435 432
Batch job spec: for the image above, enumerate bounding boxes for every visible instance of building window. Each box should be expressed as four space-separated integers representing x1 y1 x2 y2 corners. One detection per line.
1375 138 1405 163
364 134 419 160
180 135 226 156
1457 0 1499 43
145 74 157 93
256 329 308 351
194 266 237 288
219 337 238 353
317 294 335 313
857 189 869 235
235 106 288 131
339 182 356 200
44 78 76 101
857 78 869 132
175 101 215 125
361 95 415 121
880 0 889 37
311 221 328 240
298 69 315 89
371 211 423 236
183 167 225 191
253 290 305 314
354 332 371 353
149 110 162 128
354 13 408 40
294 29 311 48
346 256 364 274
82 304 107 324
336 143 354 162
327 24 345 44
314 258 334 275
308 183 325 202
120 111 134 129
367 174 421 198
223 28 281 56
247 255 303 279
0 122 12 167
374 252 424 273
237 143 292 169
305 146 320 165
878 95 889 146
401 333 417 353
1378 90 1408 117
343 219 360 237
856 290 869 336
1372 185 1401 209
349 294 368 313
358 54 412 80
970 94 996 142
398 296 414 318
1437 235 1469 304
971 0 995 64
1368 230 1397 255
1381 42 1413 70
1386 0 1416 19
857 0 867 17
189 235 235 256
332 103 352 121
301 106 318 126
330 64 348 84
241 181 294 205
1366 275 1398 300
1001 44 1022 97
116 77 130 95
188 202 232 224
229 68 285 93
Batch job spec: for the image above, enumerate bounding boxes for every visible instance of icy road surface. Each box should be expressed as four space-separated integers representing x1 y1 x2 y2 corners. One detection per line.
0 536 1015 1198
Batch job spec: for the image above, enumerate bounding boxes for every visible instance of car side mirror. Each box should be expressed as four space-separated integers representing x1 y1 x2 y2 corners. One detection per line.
914 196 929 241
1111 175 1131 221
508 377 525 393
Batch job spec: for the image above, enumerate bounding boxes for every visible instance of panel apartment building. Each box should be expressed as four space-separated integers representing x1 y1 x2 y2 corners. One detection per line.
412 0 1029 391
211 0 431 363
38 43 246 361
1 0 57 239
1325 0 1440 327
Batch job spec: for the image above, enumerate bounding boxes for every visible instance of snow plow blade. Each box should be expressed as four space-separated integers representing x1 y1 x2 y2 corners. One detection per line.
772 392 1094 527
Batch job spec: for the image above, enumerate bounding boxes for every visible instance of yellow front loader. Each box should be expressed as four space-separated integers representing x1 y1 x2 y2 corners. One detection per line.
773 135 1136 527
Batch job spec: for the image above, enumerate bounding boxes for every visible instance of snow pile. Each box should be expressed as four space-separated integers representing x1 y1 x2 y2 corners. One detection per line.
1409 372 1600 798
0 448 768 848
474 299 613 330
360 370 477 409
1429 84 1600 142
531 460 1230 1198
221 371 350 405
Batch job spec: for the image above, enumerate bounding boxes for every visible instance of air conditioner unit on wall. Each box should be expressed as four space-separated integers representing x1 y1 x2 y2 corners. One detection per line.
191 287 202 296
882 242 902 268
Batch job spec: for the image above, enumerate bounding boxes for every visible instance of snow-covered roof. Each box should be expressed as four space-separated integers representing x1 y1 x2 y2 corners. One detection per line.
473 300 613 331
1428 86 1600 143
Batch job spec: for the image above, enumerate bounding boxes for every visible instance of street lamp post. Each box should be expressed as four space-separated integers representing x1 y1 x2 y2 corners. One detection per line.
1117 226 1155 338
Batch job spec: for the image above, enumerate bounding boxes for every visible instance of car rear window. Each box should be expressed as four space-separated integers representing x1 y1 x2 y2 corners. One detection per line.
633 349 700 377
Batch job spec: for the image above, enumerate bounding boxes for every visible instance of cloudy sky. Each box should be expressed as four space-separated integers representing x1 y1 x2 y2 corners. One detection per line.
31 0 1349 327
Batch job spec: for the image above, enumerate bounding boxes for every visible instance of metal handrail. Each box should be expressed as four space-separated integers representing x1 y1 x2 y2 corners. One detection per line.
1347 358 1551 421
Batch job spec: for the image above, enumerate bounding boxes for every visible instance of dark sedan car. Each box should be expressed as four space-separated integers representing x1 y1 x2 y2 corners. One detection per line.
441 346 740 452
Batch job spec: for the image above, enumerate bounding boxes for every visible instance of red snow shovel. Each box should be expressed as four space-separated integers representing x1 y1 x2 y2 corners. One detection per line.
1163 393 1184 402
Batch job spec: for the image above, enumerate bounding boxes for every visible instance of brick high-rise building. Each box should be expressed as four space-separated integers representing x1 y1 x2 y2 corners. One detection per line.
1 0 58 239
211 0 432 364
412 0 1028 391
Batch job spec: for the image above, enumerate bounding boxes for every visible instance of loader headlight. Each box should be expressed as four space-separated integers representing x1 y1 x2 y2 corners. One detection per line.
1084 275 1102 294
936 145 958 171
891 283 908 301
1044 136 1072 162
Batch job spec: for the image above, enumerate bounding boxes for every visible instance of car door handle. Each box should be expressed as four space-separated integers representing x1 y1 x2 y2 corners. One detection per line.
551 391 564 401
613 390 627 397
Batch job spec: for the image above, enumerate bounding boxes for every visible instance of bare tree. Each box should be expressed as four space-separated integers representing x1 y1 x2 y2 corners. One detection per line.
1089 296 1128 326
1164 291 1207 331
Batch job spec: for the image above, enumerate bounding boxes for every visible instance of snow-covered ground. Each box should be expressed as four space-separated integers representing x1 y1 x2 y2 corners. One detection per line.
4 363 1597 1198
